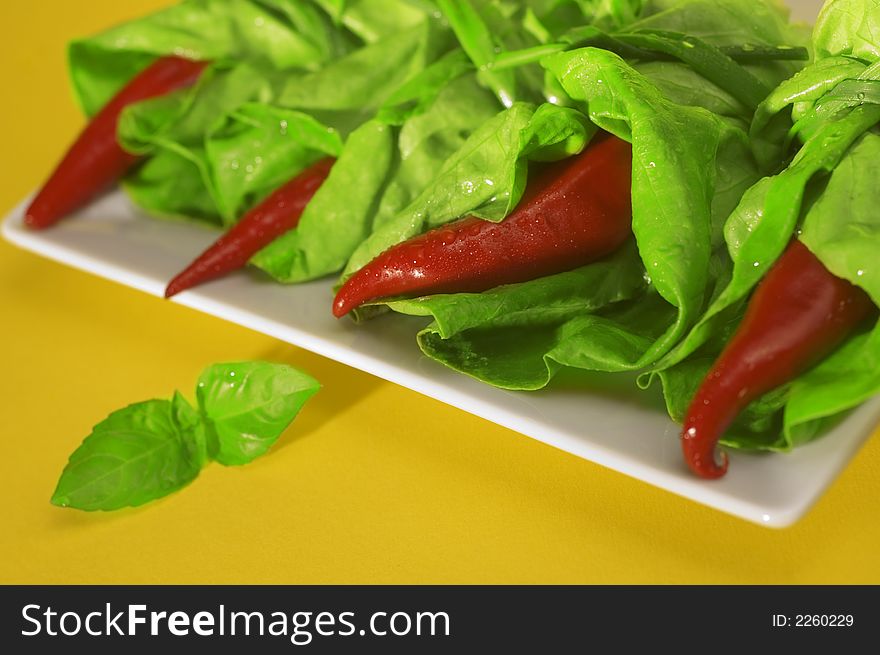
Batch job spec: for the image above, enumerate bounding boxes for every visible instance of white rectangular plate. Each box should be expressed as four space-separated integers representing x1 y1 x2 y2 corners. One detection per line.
6 186 879 528
6 0 871 528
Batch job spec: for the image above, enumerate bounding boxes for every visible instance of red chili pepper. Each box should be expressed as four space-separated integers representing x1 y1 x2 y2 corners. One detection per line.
332 134 633 318
25 55 208 230
681 240 874 479
164 157 335 298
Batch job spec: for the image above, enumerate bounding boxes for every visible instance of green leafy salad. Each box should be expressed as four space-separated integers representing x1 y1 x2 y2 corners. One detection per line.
41 0 880 506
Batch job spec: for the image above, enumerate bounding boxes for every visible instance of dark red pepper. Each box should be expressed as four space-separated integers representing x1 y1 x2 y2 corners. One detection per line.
25 55 208 229
332 134 633 317
681 240 874 479
164 157 335 298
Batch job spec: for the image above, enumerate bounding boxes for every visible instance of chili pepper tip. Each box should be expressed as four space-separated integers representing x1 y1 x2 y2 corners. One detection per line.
23 212 43 230
681 426 729 479
164 280 184 299
332 295 353 318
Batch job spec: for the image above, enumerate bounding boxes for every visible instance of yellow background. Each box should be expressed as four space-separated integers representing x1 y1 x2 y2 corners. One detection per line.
1 0 878 584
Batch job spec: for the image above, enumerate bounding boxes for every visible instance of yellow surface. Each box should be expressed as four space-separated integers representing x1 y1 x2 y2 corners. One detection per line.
1 0 879 585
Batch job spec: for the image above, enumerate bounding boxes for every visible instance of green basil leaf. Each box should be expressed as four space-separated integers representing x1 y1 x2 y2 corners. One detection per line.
814 78 880 111
51 395 207 511
749 56 868 169
52 362 321 511
196 362 320 466
118 63 285 224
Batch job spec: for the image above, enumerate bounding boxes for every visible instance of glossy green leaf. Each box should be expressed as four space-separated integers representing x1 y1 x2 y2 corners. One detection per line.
253 73 499 282
749 56 868 168
81 1 445 224
545 46 748 367
646 1 880 448
251 120 396 282
275 19 453 121
631 0 801 48
657 358 791 450
119 63 343 223
813 0 880 62
618 30 770 113
784 320 880 446
338 0 432 43
788 61 880 143
632 61 746 118
53 362 320 511
51 395 207 511
436 0 519 105
384 242 648 389
654 103 880 376
204 104 343 222
751 56 867 136
799 132 880 304
69 0 353 116
341 101 595 280
377 50 474 124
121 149 221 224
196 362 320 466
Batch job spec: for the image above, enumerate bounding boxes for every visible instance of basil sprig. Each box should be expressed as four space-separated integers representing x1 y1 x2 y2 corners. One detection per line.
51 362 320 511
